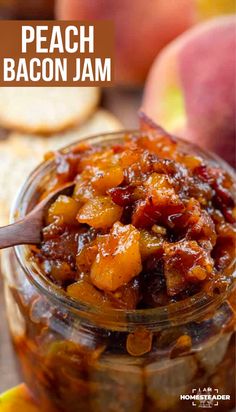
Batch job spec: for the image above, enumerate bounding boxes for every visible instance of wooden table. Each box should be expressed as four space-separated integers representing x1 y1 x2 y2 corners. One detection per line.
0 87 142 393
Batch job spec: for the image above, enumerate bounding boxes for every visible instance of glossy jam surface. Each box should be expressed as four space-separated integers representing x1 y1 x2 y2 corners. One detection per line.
31 128 236 310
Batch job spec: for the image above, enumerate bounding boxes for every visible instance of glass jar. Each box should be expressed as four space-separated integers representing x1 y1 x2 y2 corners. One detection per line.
2 132 236 412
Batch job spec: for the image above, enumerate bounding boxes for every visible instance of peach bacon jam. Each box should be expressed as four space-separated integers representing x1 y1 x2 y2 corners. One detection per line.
31 125 236 311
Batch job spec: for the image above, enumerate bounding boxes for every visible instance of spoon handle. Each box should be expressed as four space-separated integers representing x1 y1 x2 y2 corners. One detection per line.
0 216 41 249
0 183 75 250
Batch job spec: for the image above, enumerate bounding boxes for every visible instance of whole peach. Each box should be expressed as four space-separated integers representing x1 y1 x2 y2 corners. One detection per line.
56 0 235 85
142 16 236 166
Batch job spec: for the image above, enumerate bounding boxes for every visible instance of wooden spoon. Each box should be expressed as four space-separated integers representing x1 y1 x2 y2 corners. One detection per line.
0 183 75 249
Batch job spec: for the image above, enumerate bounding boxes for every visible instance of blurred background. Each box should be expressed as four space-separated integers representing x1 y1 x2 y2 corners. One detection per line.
0 0 235 392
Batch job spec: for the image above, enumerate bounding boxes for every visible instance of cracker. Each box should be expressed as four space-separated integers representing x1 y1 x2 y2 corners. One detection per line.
0 109 122 226
0 87 100 134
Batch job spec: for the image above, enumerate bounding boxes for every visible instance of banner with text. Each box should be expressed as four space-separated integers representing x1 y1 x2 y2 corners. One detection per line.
0 20 114 86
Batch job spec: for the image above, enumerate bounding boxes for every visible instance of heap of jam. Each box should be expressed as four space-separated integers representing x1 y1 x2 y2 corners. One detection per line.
32 126 236 310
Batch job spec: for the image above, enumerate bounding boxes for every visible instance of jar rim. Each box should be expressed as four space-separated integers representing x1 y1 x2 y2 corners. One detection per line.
11 130 236 330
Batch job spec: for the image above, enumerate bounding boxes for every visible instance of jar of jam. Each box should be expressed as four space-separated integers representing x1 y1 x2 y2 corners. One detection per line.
2 128 236 412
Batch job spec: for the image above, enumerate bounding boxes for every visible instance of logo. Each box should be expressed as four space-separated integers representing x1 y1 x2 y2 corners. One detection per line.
180 387 231 408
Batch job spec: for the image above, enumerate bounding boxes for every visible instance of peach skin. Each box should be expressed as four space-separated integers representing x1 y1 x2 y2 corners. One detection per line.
56 0 235 85
142 16 236 166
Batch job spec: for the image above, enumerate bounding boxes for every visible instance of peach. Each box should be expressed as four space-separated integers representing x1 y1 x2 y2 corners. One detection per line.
142 16 236 166
139 230 163 259
91 222 142 291
77 196 123 229
47 195 81 225
67 279 111 308
56 0 235 85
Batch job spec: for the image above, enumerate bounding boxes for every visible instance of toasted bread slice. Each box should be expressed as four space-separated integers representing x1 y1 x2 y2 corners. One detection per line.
0 109 122 226
0 87 100 134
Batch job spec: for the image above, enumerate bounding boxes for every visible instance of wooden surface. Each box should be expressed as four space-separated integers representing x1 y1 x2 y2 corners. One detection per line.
0 87 142 393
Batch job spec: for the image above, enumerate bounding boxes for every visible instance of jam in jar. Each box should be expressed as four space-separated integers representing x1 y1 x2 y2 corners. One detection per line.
2 124 236 412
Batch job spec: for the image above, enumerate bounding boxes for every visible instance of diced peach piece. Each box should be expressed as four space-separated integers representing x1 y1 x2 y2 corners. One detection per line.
67 279 111 308
91 222 142 291
47 195 81 224
139 230 163 259
73 173 95 203
120 149 140 168
145 173 176 200
91 165 124 194
178 154 202 170
77 196 123 229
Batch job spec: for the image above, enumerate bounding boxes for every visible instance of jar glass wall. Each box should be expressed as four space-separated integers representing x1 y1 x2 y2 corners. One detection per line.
2 132 236 412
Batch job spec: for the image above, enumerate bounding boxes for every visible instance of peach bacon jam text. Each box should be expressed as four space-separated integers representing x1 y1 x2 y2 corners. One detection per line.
31 127 236 310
